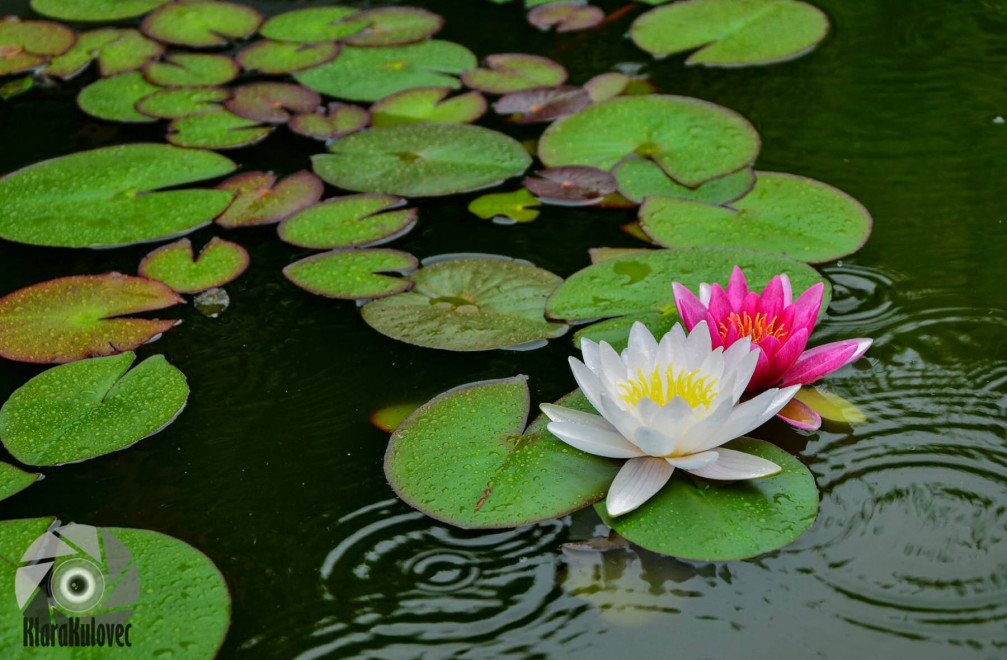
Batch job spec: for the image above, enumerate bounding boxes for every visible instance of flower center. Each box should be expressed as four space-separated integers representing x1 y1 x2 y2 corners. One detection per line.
718 312 789 344
618 365 718 409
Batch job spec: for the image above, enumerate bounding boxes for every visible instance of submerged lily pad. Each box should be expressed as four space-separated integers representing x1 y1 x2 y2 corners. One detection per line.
615 157 755 204
45 28 164 79
386 377 619 528
139 237 248 293
545 247 829 322
370 402 421 433
0 463 39 503
312 123 531 197
0 75 32 99
0 352 187 465
468 189 541 223
236 39 339 74
259 6 361 43
289 102 369 140
527 2 605 32
638 172 873 263
77 71 159 123
462 53 567 94
295 40 476 102
0 17 75 76
597 438 819 560
278 194 416 249
0 143 236 248
794 386 866 424
361 257 568 351
141 0 262 47
371 87 486 126
631 0 829 67
341 7 444 47
493 85 591 123
583 72 656 102
284 248 417 300
524 166 616 206
215 170 323 227
168 108 272 150
225 83 320 124
136 85 229 119
538 95 760 187
30 0 171 21
143 52 238 86
0 273 182 364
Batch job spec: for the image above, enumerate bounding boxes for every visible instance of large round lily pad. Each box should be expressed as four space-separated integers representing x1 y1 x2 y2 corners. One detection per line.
361 257 568 351
538 95 760 187
0 273 183 364
136 85 229 119
215 171 323 227
77 71 160 123
0 143 236 248
294 40 476 102
30 0 171 21
142 52 238 87
259 6 361 43
284 248 418 300
236 39 339 75
0 16 75 76
545 247 830 321
597 438 819 560
370 87 486 126
44 28 163 79
138 237 249 293
167 109 272 150
387 377 619 528
615 157 755 204
0 462 39 503
141 0 262 47
341 7 444 47
631 0 829 67
278 194 416 249
638 171 873 263
313 123 531 197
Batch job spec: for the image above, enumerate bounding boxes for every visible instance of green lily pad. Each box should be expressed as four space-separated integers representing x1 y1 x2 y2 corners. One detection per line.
0 143 236 248
545 247 829 321
136 85 229 118
573 310 680 351
138 237 249 293
278 194 416 249
538 95 760 187
0 463 39 503
461 53 567 94
45 29 129 79
370 402 421 433
295 40 476 103
371 87 486 126
468 189 541 223
493 86 592 124
341 7 444 47
289 102 369 140
214 170 323 227
597 438 819 560
77 71 160 123
143 52 238 86
259 6 361 43
225 82 321 124
141 0 262 48
638 172 873 263
0 352 187 465
386 377 619 528
313 123 531 197
44 29 164 79
0 273 183 364
588 247 652 263
631 0 829 67
30 0 171 22
284 248 418 300
0 17 75 76
0 75 32 100
168 108 272 150
361 257 568 351
583 72 656 102
236 39 340 75
615 157 755 204
527 2 605 32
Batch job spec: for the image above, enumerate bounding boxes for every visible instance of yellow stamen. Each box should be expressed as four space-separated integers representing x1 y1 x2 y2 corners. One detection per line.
618 365 718 408
718 311 789 344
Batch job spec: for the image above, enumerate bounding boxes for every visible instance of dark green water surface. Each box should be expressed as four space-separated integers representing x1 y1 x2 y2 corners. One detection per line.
1 0 1005 657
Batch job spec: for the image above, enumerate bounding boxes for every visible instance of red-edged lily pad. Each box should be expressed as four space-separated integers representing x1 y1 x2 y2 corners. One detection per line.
0 273 183 364
524 166 616 206
135 85 229 119
0 16 75 76
527 2 605 33
215 170 323 228
370 87 486 126
493 85 591 123
168 108 272 150
284 248 418 300
462 53 567 95
236 39 340 75
143 52 238 86
278 194 416 249
342 7 444 47
138 237 249 293
224 82 321 124
30 0 171 22
259 7 361 43
142 1 262 48
44 28 164 79
289 102 369 140
468 189 541 224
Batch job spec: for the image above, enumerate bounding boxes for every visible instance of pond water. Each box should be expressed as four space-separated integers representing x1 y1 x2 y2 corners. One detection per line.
0 0 1004 658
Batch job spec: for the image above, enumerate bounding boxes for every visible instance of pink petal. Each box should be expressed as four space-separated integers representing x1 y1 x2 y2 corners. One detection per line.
708 284 732 321
759 275 786 320
672 282 707 330
746 347 774 391
780 338 872 387
741 291 759 318
762 327 809 385
790 283 825 334
776 397 822 430
705 311 724 348
758 335 782 361
726 265 748 311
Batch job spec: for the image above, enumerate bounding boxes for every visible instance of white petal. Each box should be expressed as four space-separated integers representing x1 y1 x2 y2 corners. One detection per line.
697 346 725 381
649 396 697 438
598 394 644 442
683 320 713 370
605 457 674 517
656 323 686 366
666 450 718 470
547 421 642 458
633 426 676 457
722 336 753 375
780 274 793 307
599 341 628 383
540 403 615 428
569 358 605 413
699 282 712 306
685 448 781 480
690 385 800 453
729 348 760 402
624 322 658 372
581 337 602 373
674 399 734 455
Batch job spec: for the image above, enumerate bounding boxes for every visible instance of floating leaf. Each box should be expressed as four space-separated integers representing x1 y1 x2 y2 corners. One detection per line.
527 2 605 32
573 310 679 352
168 108 272 150
545 247 830 322
0 143 236 248
524 166 616 206
135 85 229 118
224 82 321 124
214 170 323 227
278 194 416 249
583 72 656 102
361 257 568 351
597 438 819 560
0 273 182 364
30 0 171 22
631 0 829 66
295 40 476 102
77 70 159 123
371 87 486 126
284 248 417 300
313 123 531 197
493 85 591 123
289 102 369 140
138 237 248 293
143 52 238 86
386 377 619 528
141 0 262 47
44 28 164 79
236 39 339 75
638 172 873 263
341 7 444 47
0 463 39 503
538 95 759 187
370 402 420 433
468 189 541 223
462 53 567 94
0 75 32 100
0 352 187 465
794 385 866 424
0 17 75 76
259 6 362 43
615 157 755 204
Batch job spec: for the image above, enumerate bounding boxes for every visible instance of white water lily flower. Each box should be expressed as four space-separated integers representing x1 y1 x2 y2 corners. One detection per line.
542 321 800 517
